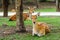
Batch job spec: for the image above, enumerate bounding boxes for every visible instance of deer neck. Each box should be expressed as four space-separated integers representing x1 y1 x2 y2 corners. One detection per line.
29 14 32 18
29 10 34 17
32 22 36 28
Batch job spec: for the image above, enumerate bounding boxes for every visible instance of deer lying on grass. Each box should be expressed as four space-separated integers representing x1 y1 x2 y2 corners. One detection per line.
31 13 50 37
9 13 29 21
9 6 36 21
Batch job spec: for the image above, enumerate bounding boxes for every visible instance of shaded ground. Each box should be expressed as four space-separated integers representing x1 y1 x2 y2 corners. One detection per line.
0 25 32 37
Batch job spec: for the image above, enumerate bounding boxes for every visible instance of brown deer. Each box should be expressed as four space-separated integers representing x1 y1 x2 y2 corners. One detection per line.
31 14 50 37
9 6 36 21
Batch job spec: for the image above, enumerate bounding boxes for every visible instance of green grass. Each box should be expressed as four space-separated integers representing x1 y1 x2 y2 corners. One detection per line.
0 16 60 40
0 17 16 27
36 8 56 12
24 8 56 12
0 16 60 28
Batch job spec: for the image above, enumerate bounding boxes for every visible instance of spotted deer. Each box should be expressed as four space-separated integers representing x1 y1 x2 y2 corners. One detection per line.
9 6 36 21
31 14 50 37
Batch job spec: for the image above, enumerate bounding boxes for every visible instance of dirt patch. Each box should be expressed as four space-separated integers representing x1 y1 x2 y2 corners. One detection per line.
0 25 32 37
0 24 60 37
0 27 16 37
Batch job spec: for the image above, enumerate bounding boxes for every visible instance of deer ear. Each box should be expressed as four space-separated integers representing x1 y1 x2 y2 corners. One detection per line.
37 12 40 16
34 6 36 9
28 7 30 9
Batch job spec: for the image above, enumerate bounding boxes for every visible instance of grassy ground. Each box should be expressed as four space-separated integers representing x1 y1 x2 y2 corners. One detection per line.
35 8 56 12
0 16 60 40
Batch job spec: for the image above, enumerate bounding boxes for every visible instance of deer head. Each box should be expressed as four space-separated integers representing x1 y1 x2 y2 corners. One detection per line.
31 14 37 24
28 6 36 14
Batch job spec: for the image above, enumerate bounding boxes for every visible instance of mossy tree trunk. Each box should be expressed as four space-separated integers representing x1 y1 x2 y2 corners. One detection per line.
16 0 26 32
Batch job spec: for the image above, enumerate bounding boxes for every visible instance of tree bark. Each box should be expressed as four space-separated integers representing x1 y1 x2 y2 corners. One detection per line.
16 0 26 32
3 0 9 17
36 0 39 8
56 0 59 12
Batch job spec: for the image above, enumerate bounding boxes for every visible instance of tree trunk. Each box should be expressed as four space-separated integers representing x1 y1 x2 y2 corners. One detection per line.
56 0 59 12
3 0 9 17
16 0 26 32
35 0 39 8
